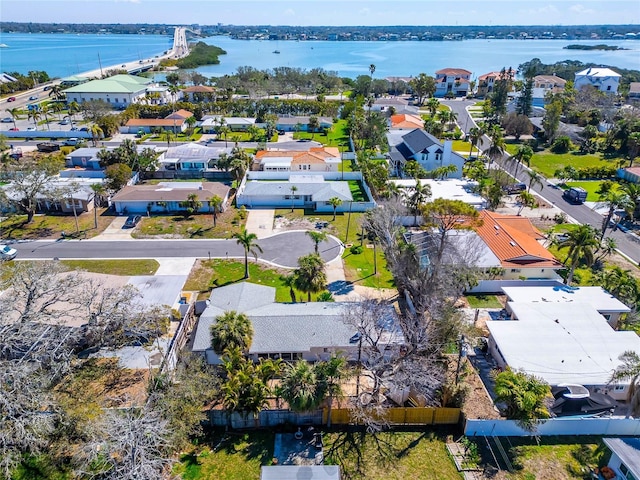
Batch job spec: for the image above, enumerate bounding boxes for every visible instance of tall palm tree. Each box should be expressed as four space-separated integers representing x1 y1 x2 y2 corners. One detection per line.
48 84 65 101
328 197 343 221
5 108 20 130
408 180 432 226
448 110 458 131
516 191 536 216
316 355 348 427
294 254 327 302
90 124 104 147
210 311 254 355
208 195 223 227
486 124 506 164
167 84 180 112
425 97 440 117
512 144 534 177
90 183 106 229
233 228 263 279
597 266 638 308
622 183 640 222
436 109 450 131
278 360 320 412
27 109 41 130
306 230 328 254
526 170 544 193
39 104 51 131
290 185 298 212
282 273 297 303
67 101 79 123
467 126 482 160
599 190 634 240
609 351 640 418
557 224 599 285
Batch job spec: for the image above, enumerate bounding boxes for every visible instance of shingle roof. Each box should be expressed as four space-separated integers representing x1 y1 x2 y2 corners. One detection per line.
276 116 333 125
474 210 562 268
165 109 193 119
126 118 185 127
112 182 230 203
241 180 352 202
401 129 440 154
183 85 215 93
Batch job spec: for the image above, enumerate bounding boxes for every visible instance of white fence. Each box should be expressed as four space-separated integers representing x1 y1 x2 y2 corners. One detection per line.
465 417 640 437
246 171 366 182
466 279 563 294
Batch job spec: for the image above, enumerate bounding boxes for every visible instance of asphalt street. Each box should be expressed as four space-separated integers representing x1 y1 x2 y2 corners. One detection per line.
442 99 640 264
10 231 343 268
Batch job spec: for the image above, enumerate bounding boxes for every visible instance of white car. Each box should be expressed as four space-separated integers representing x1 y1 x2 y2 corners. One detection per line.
26 127 36 131
0 244 17 261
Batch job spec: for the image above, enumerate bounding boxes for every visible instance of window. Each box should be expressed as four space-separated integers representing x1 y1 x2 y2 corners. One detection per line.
614 385 625 391
510 268 521 273
607 85 612 91
115 98 119 103
281 353 292 361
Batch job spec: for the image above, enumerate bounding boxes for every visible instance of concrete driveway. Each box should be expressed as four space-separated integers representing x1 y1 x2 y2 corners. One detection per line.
90 216 134 240
245 209 275 238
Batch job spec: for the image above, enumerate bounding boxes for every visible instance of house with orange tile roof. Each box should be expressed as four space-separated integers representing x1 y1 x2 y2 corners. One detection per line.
473 210 562 280
165 109 194 120
476 71 514 98
182 85 215 102
434 68 472 97
389 114 424 130
122 117 186 133
253 147 341 172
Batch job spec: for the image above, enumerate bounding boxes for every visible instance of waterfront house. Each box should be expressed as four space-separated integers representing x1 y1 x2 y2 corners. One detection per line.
111 181 230 214
434 68 472 97
386 128 466 178
63 74 159 108
476 71 503 97
533 74 567 91
252 147 341 172
574 67 621 94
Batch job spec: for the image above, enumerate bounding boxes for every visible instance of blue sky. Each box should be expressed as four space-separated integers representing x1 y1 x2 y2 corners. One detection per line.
3 0 639 26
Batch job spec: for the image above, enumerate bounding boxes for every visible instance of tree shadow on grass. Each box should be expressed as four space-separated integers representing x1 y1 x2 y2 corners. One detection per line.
325 430 398 480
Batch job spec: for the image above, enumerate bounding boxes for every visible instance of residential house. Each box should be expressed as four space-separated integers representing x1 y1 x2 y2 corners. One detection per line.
63 74 168 108
473 210 563 280
261 466 341 480
371 97 419 115
434 68 472 97
574 67 621 94
160 142 233 171
386 128 466 178
252 147 341 172
192 282 403 365
501 284 631 328
487 288 639 401
200 116 256 133
389 114 424 131
276 116 333 132
476 71 503 97
64 147 103 170
182 85 215 102
111 181 231 214
123 118 186 134
165 109 194 121
629 82 640 99
602 438 640 480
390 178 487 210
618 166 640 184
236 174 356 211
532 74 567 106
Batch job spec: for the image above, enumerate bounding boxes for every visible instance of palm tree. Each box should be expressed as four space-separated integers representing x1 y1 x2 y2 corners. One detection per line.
486 125 506 164
306 230 328 254
27 109 41 130
233 228 263 279
597 266 638 308
493 368 551 429
168 84 180 111
185 115 197 136
597 236 617 262
308 116 320 140
448 110 458 131
599 190 634 240
210 311 254 355
328 197 343 221
516 191 537 216
436 109 450 131
48 84 64 101
294 254 327 302
5 108 20 130
557 224 599 285
39 104 51 131
282 273 297 303
609 351 640 418
526 170 544 193
316 355 348 427
208 195 223 227
622 183 640 222
512 144 534 177
408 180 432 226
90 124 104 147
67 101 79 123
290 185 298 212
467 126 481 160
425 97 440 117
90 183 106 228
278 360 321 412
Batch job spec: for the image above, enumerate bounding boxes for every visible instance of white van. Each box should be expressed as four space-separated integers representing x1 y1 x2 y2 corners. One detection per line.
64 138 80 146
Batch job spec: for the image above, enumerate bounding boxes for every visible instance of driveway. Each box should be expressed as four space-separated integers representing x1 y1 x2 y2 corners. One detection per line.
90 216 134 240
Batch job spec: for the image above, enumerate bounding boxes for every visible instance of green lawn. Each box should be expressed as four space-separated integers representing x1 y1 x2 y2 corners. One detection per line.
529 149 618 178
292 119 351 151
341 159 354 172
183 259 328 302
505 142 522 156
450 140 478 154
274 209 364 244
134 208 245 239
60 259 159 276
173 431 274 480
324 431 461 480
564 181 622 201
0 209 113 240
465 294 502 309
348 181 368 202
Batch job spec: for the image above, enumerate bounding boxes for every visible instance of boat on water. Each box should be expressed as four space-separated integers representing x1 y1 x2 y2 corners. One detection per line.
273 50 280 54
0 44 8 48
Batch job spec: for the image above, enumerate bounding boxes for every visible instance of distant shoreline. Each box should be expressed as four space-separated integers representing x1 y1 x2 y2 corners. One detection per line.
564 44 629 51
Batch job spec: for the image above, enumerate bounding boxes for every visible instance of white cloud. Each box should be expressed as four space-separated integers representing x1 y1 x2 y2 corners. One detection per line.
570 4 596 14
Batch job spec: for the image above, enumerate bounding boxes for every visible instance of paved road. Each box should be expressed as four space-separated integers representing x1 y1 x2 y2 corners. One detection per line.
10 231 343 268
442 99 640 264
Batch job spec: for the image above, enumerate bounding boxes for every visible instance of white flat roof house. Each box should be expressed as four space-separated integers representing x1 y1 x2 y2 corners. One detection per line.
390 178 486 209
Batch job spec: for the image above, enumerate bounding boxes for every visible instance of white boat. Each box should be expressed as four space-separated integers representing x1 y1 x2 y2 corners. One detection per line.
0 44 8 48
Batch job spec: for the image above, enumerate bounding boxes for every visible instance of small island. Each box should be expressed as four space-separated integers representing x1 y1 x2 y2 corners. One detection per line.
564 44 628 51
161 41 226 69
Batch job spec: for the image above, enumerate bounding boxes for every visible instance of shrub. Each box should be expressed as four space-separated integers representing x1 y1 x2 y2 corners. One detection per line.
554 212 568 224
551 135 573 153
349 245 363 255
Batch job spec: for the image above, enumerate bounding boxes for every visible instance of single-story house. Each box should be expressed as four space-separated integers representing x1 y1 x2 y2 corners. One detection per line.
501 284 631 328
236 174 354 211
253 147 341 172
602 438 640 480
261 466 341 480
111 181 231 214
390 178 487 210
165 109 194 121
574 67 621 94
276 116 333 132
371 97 419 115
160 142 233 171
63 74 157 108
65 147 103 170
486 299 640 401
389 114 424 130
473 210 563 280
200 116 257 133
618 166 640 184
192 282 403 365
122 118 186 134
387 128 466 178
629 82 640 99
182 85 215 102
434 68 472 97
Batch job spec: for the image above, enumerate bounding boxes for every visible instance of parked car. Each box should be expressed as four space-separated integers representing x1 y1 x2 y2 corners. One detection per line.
63 138 80 146
8 128 19 131
26 127 36 131
79 127 89 132
7 97 16 102
70 127 78 131
123 215 142 228
43 86 52 91
0 244 17 261
59 119 70 125
1 117 12 123
29 95 38 101
562 187 588 204
503 183 527 194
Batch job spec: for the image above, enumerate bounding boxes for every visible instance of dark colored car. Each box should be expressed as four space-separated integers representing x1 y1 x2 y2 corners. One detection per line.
7 97 16 102
123 215 142 228
503 183 527 194
8 127 19 131
29 95 38 101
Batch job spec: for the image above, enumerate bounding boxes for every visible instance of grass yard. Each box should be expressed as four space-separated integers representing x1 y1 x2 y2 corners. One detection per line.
275 209 364 244
60 259 159 276
506 437 604 480
173 431 274 480
292 119 351 151
324 431 461 480
342 245 395 289
348 180 368 202
529 149 618 178
450 140 479 154
134 208 245 239
504 142 522 156
341 159 354 172
465 294 502 309
183 259 328 302
0 209 113 240
564 180 621 201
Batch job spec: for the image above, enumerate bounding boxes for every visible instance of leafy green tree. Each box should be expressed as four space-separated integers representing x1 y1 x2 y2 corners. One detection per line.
208 195 224 226
627 132 640 167
328 197 343 221
425 97 440 117
233 228 263 279
308 116 320 140
609 351 640 418
488 67 513 119
104 163 132 192
306 230 328 254
516 70 534 117
493 368 551 430
409 73 436 106
502 113 533 141
294 254 327 302
210 311 254 355
542 100 563 141
557 224 599 285
180 193 202 219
